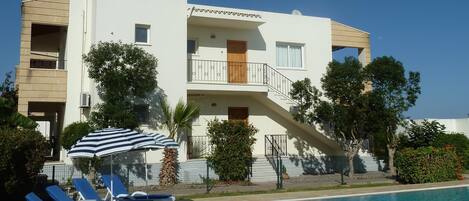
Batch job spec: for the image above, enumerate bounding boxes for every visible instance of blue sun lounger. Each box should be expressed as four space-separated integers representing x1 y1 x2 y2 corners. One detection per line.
25 192 43 201
72 178 103 201
46 185 74 201
101 175 175 201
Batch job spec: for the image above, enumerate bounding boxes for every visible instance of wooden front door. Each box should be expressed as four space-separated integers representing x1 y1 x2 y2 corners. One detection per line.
228 107 249 123
227 40 247 83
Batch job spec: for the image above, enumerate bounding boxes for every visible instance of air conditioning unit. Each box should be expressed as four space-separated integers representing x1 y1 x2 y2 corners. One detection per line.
80 92 91 108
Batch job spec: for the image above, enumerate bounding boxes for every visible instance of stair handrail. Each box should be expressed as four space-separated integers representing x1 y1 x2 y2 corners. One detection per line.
264 135 284 189
262 63 298 104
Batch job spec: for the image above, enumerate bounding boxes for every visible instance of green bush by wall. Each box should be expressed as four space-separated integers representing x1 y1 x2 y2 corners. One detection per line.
0 128 48 200
433 133 469 170
207 119 257 182
395 146 462 184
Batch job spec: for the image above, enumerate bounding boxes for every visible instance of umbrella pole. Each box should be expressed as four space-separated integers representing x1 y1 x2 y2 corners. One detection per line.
145 151 148 190
111 154 113 200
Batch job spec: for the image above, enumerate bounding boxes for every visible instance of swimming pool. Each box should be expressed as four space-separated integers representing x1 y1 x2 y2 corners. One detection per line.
282 185 469 201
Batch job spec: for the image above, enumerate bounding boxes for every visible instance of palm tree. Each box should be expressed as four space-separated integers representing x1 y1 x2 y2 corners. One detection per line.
159 99 199 186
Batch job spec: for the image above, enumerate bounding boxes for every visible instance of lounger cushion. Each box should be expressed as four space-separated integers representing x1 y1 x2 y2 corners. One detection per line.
101 175 175 201
46 185 74 201
25 192 43 201
72 178 103 201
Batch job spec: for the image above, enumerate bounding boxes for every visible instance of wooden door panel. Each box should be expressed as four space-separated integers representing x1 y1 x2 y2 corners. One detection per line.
228 107 249 123
227 40 247 83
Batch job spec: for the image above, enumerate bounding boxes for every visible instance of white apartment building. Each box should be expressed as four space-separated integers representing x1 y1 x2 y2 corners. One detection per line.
16 0 375 184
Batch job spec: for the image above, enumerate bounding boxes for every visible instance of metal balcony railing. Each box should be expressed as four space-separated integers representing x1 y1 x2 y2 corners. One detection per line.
188 59 295 100
187 136 212 159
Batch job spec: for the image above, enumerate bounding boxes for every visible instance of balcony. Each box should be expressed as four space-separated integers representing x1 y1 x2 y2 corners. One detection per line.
187 59 294 97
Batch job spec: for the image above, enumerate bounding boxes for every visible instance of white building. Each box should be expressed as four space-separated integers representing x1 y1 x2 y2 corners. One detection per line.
16 0 374 184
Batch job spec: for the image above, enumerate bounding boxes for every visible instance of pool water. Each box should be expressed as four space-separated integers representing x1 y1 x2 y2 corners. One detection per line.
313 186 469 201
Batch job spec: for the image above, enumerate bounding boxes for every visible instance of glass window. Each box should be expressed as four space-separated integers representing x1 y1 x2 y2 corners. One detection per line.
135 25 150 44
187 39 197 54
276 43 304 68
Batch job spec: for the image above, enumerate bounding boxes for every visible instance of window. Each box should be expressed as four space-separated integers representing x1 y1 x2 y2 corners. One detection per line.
276 43 304 68
187 39 198 54
135 24 150 44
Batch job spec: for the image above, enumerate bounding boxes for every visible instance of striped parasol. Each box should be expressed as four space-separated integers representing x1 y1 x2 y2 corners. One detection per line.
67 128 157 199
144 133 179 149
67 128 156 158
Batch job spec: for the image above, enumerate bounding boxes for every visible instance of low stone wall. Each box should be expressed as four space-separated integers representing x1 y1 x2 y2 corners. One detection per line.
41 155 382 186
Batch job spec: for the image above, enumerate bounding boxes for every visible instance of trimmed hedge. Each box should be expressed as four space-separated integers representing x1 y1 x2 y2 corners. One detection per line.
395 146 462 184
0 128 48 200
207 119 257 181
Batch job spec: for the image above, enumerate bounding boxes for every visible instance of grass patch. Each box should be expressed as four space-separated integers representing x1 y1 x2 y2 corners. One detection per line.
176 183 396 201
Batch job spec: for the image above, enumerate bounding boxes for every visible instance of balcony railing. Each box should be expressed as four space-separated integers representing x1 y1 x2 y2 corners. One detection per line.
187 136 212 159
188 59 295 100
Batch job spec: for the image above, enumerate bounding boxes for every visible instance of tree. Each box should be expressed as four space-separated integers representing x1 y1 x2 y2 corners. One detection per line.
290 57 371 177
0 128 48 200
364 56 421 176
0 72 37 129
158 99 199 186
83 42 158 129
404 120 446 148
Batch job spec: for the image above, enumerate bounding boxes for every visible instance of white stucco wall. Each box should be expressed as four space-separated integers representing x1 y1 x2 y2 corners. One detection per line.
63 0 188 164
189 94 337 156
92 0 187 106
188 5 332 87
62 2 338 164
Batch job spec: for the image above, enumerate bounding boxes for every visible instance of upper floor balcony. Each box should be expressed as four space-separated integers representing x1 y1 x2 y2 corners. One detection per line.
187 59 294 98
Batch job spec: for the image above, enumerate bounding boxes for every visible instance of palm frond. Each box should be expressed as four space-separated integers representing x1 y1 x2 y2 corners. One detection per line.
159 99 199 139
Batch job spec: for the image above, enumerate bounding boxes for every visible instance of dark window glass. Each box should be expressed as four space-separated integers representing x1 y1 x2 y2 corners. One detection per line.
135 26 149 43
187 40 196 54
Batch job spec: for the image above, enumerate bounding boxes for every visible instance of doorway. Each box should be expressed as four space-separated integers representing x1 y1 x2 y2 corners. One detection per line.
227 40 247 83
228 107 249 123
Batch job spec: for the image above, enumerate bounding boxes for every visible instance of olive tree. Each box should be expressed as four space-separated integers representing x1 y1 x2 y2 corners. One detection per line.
290 57 372 177
364 56 420 176
83 42 158 129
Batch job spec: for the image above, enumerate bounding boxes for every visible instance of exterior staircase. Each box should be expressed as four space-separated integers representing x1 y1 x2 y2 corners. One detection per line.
250 156 278 182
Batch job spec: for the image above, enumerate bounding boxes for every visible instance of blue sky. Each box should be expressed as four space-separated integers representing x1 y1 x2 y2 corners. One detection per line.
1 1 468 119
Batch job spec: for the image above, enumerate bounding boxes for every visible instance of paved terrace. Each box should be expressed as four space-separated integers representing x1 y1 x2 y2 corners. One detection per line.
188 180 469 201
128 172 393 196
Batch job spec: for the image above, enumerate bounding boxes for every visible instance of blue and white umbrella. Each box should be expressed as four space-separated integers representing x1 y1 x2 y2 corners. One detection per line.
68 128 156 158
139 133 179 150
67 128 156 199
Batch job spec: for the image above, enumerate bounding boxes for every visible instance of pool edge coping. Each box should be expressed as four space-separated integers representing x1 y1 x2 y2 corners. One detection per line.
276 184 469 201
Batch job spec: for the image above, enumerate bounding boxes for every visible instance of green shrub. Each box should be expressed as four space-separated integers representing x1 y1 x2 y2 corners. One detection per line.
0 128 48 200
433 133 469 169
395 146 462 184
207 119 257 181
61 121 93 150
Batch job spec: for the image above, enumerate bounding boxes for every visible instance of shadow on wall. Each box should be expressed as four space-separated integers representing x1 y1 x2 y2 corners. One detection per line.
99 151 148 186
145 87 167 130
287 132 367 175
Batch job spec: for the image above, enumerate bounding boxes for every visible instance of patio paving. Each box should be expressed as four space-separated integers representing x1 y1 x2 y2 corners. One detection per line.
127 172 395 198
188 180 469 201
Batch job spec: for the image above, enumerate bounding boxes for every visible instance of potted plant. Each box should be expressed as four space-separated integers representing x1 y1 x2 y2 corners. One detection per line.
282 165 289 180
